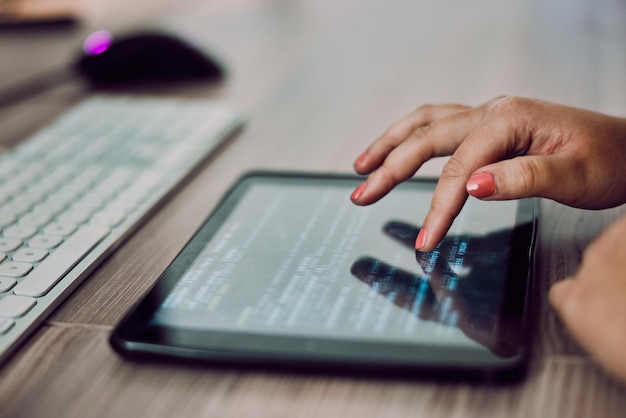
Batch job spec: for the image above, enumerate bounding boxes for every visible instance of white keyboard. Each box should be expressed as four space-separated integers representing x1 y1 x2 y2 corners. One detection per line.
0 96 243 364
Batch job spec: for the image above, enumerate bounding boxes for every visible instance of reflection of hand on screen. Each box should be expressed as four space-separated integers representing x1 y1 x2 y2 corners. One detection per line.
350 220 519 358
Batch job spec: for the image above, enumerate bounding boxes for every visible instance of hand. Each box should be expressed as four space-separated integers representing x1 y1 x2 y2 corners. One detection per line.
350 97 626 251
549 215 626 384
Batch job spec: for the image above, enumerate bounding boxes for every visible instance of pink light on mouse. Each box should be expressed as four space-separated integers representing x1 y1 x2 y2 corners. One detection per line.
83 30 113 55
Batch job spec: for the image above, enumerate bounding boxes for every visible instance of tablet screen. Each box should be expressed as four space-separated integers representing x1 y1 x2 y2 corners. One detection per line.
144 174 534 359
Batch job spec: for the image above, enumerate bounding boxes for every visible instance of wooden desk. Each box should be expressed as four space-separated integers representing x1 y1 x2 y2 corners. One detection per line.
1 0 626 416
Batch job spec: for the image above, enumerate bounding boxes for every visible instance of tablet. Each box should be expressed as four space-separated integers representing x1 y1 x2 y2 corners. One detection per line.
110 171 537 380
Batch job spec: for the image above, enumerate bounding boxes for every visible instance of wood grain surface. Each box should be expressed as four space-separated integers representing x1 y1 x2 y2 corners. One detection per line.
1 0 626 416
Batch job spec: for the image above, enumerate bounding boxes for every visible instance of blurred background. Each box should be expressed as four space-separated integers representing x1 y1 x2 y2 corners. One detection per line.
2 0 625 176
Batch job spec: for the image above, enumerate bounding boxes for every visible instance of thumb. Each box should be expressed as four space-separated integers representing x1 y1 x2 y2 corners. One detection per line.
466 155 580 202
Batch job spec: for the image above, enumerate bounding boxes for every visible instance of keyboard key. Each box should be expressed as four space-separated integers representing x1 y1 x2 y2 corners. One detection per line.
2 199 32 216
0 262 33 278
13 225 109 297
3 225 38 239
43 222 77 237
0 277 16 292
91 211 126 227
0 317 14 334
40 196 69 215
0 159 19 180
12 248 48 263
29 235 64 249
58 209 91 224
18 212 52 228
0 238 22 252
0 213 17 227
0 295 36 317
70 200 102 214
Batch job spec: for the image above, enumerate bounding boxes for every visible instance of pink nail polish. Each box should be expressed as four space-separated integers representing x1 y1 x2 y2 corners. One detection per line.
415 228 427 249
351 182 366 201
466 172 496 198
354 152 368 167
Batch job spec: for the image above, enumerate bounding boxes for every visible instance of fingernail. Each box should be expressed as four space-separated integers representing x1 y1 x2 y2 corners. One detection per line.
354 152 368 167
466 172 496 198
350 182 366 201
415 228 427 249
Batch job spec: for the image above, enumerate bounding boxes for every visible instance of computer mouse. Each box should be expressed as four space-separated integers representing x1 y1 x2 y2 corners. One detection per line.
74 30 225 86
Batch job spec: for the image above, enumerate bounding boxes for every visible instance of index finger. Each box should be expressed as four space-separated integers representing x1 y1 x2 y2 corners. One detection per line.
417 104 525 251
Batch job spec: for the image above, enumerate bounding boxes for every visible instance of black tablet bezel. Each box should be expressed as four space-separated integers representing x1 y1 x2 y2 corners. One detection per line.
110 171 537 380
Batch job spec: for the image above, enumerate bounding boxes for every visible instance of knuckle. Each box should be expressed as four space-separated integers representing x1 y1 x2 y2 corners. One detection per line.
377 163 411 186
484 96 536 140
414 103 436 118
515 158 543 195
409 124 432 142
384 121 412 143
488 95 527 115
440 156 469 180
514 156 585 199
